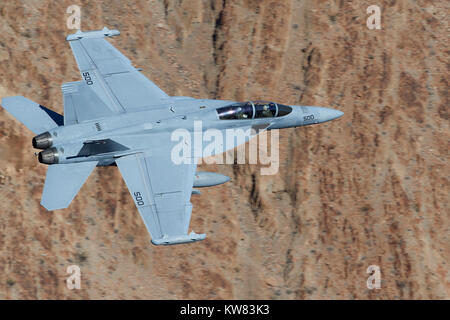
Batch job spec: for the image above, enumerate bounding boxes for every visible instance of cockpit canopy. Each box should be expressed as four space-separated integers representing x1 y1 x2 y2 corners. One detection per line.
216 101 292 120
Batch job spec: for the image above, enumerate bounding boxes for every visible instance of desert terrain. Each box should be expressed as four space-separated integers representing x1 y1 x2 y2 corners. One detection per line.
0 0 448 299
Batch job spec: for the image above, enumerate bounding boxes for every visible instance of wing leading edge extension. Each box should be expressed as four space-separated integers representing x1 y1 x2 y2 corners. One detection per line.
115 152 205 245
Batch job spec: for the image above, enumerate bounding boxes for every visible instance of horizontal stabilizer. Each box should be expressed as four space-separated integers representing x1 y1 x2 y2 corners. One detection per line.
1 96 61 134
41 161 97 210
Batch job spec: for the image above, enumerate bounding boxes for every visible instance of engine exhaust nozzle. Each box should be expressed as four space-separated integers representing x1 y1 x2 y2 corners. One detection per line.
38 147 59 165
32 132 53 149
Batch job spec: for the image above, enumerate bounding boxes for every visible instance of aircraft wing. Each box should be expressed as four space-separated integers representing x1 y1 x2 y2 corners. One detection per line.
65 27 169 122
41 161 98 210
115 150 205 245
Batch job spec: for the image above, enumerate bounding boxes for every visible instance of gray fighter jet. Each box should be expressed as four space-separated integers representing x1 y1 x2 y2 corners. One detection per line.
1 28 343 245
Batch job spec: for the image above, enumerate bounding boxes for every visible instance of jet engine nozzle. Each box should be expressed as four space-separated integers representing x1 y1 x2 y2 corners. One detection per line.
32 132 53 149
38 147 59 165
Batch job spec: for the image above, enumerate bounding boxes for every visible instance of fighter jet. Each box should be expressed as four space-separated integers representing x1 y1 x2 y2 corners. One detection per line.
1 28 343 245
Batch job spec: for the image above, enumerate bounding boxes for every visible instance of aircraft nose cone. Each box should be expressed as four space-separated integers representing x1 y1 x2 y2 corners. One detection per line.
318 107 344 123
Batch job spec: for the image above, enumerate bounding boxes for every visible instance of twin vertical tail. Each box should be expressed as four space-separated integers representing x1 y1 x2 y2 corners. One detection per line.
1 96 96 210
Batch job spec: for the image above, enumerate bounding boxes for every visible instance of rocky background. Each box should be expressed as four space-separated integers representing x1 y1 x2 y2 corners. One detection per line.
0 0 448 299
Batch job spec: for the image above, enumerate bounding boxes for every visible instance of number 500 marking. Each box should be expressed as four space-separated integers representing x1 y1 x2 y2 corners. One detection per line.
82 72 94 85
133 192 145 206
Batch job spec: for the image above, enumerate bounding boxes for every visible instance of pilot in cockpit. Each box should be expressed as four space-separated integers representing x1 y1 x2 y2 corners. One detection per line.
236 107 248 119
262 104 272 117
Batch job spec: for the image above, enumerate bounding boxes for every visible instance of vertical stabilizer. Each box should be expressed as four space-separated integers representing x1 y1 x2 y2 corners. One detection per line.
1 96 62 134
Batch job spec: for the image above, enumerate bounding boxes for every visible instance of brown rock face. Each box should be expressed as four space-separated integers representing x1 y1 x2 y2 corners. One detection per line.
0 1 448 299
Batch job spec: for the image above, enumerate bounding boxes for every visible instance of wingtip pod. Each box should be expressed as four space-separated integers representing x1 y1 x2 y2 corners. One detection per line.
66 27 120 41
151 232 206 246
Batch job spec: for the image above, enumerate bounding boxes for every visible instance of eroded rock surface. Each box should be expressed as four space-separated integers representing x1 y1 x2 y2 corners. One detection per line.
0 0 448 299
